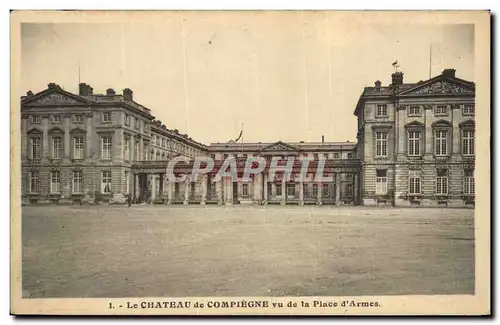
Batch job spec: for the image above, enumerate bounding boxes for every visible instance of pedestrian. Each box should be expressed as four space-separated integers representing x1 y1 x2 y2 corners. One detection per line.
127 194 132 207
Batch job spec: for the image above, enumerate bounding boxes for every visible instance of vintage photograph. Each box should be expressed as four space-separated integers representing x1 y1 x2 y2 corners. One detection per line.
11 11 490 315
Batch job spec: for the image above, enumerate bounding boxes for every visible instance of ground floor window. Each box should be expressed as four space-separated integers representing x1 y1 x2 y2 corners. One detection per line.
287 183 295 197
303 184 309 198
102 171 112 194
312 184 318 197
322 183 330 198
408 170 421 195
242 183 249 197
346 183 354 197
463 170 475 195
29 171 40 193
436 169 448 195
50 170 61 194
72 171 83 193
375 170 387 195
276 183 282 196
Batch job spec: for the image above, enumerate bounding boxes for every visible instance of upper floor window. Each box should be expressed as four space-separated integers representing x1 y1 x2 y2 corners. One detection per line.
376 104 388 117
156 151 160 161
162 138 166 148
73 136 84 160
313 153 319 160
435 105 448 116
408 130 421 156
152 135 156 145
375 132 388 157
462 129 475 156
74 115 83 123
333 152 340 159
102 112 112 123
134 140 139 161
408 105 421 117
463 104 475 116
144 123 149 133
347 152 354 159
124 114 130 126
52 115 62 123
435 130 448 156
30 137 41 160
156 137 160 146
52 136 63 159
124 137 130 161
31 115 41 124
101 136 112 160
135 118 140 129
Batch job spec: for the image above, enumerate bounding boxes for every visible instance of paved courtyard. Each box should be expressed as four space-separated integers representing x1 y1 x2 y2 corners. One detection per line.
21 205 475 298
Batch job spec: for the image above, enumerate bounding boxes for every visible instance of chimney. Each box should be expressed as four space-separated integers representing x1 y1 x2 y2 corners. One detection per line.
123 88 133 101
26 90 33 97
322 135 325 143
78 83 93 96
391 71 404 86
442 68 456 78
106 88 116 96
48 83 61 89
374 80 381 91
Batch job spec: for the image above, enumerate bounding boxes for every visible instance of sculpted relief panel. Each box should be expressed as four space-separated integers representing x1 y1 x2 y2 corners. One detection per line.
413 81 473 95
34 94 79 105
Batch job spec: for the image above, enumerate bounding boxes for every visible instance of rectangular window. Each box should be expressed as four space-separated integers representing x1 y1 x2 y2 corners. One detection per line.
462 130 475 156
162 138 166 148
52 136 63 159
30 137 41 160
375 132 388 157
436 169 448 195
303 184 309 198
242 183 249 197
124 138 130 161
435 105 448 116
135 118 140 129
333 152 340 159
408 170 421 195
376 104 387 117
101 136 112 159
124 114 130 126
73 136 84 159
322 183 330 198
72 171 83 193
102 112 112 123
52 115 61 123
276 183 282 196
102 171 112 193
408 130 421 156
312 184 318 197
134 140 139 161
346 183 354 197
124 171 130 194
31 115 41 124
74 114 83 123
463 170 475 195
375 169 387 195
463 104 475 116
29 171 39 193
50 170 61 193
156 137 160 146
435 130 448 156
347 152 354 159
287 184 295 197
313 153 319 160
408 105 421 116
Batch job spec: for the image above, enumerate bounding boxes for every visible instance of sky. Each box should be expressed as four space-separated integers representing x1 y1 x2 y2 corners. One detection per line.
20 12 475 145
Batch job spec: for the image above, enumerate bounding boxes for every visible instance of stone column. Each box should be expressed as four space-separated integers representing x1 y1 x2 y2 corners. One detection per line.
151 174 156 202
183 176 190 204
225 177 233 205
263 172 268 204
42 115 49 159
335 172 341 205
21 115 28 161
159 173 164 198
85 113 93 159
299 179 304 206
317 182 323 205
452 104 461 156
216 178 223 205
397 106 406 160
424 105 433 157
133 173 138 202
64 114 71 158
281 176 286 205
200 174 207 205
354 173 359 205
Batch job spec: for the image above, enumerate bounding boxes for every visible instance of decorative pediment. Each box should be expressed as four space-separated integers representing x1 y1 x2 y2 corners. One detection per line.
22 88 91 106
459 119 475 128
261 141 298 152
48 126 64 134
399 77 474 96
27 127 43 135
405 121 424 129
432 119 452 128
70 127 87 134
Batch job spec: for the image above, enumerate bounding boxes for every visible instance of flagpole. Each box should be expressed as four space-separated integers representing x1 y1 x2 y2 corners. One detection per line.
241 122 244 155
429 43 432 79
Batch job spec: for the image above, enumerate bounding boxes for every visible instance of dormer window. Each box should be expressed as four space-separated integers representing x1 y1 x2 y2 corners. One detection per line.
52 115 61 123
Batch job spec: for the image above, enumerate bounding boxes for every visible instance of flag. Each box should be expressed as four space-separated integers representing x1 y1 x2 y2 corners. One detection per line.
235 129 243 142
392 60 398 66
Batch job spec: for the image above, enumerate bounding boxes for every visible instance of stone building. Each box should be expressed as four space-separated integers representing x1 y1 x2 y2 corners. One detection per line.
20 68 475 208
354 68 475 207
20 83 206 205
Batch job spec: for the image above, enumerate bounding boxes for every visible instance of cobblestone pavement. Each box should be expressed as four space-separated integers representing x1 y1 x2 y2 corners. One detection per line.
21 205 475 298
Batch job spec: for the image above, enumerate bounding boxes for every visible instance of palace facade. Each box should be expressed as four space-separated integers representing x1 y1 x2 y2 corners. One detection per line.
20 68 475 207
